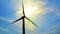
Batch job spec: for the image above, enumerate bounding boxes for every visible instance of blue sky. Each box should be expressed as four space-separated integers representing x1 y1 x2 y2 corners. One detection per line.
0 0 60 34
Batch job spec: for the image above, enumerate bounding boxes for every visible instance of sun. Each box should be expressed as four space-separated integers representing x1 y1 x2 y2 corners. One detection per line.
24 6 35 16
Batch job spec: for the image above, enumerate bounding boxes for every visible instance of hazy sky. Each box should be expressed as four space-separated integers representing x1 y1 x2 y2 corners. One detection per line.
0 0 60 34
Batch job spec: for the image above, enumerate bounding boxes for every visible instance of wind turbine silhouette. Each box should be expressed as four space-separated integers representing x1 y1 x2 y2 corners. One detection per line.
11 1 38 34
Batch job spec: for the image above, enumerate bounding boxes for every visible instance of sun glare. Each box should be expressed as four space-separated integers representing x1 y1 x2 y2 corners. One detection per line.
25 6 35 16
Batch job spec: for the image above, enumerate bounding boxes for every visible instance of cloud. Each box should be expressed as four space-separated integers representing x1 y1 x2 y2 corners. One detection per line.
0 16 13 22
0 28 9 32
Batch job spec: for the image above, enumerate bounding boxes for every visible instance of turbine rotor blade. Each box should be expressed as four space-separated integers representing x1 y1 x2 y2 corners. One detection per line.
25 17 38 27
11 16 24 24
22 0 25 16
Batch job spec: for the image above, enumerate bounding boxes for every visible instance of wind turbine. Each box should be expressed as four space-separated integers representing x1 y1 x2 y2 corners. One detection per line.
11 1 38 34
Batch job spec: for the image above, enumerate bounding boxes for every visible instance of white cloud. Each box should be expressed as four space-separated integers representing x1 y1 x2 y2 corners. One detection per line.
0 16 13 22
0 28 9 32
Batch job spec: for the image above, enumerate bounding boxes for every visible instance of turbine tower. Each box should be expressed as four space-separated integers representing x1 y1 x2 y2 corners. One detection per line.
11 1 38 34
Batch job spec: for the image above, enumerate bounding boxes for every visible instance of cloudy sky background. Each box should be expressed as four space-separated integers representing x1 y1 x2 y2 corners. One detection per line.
0 0 60 34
